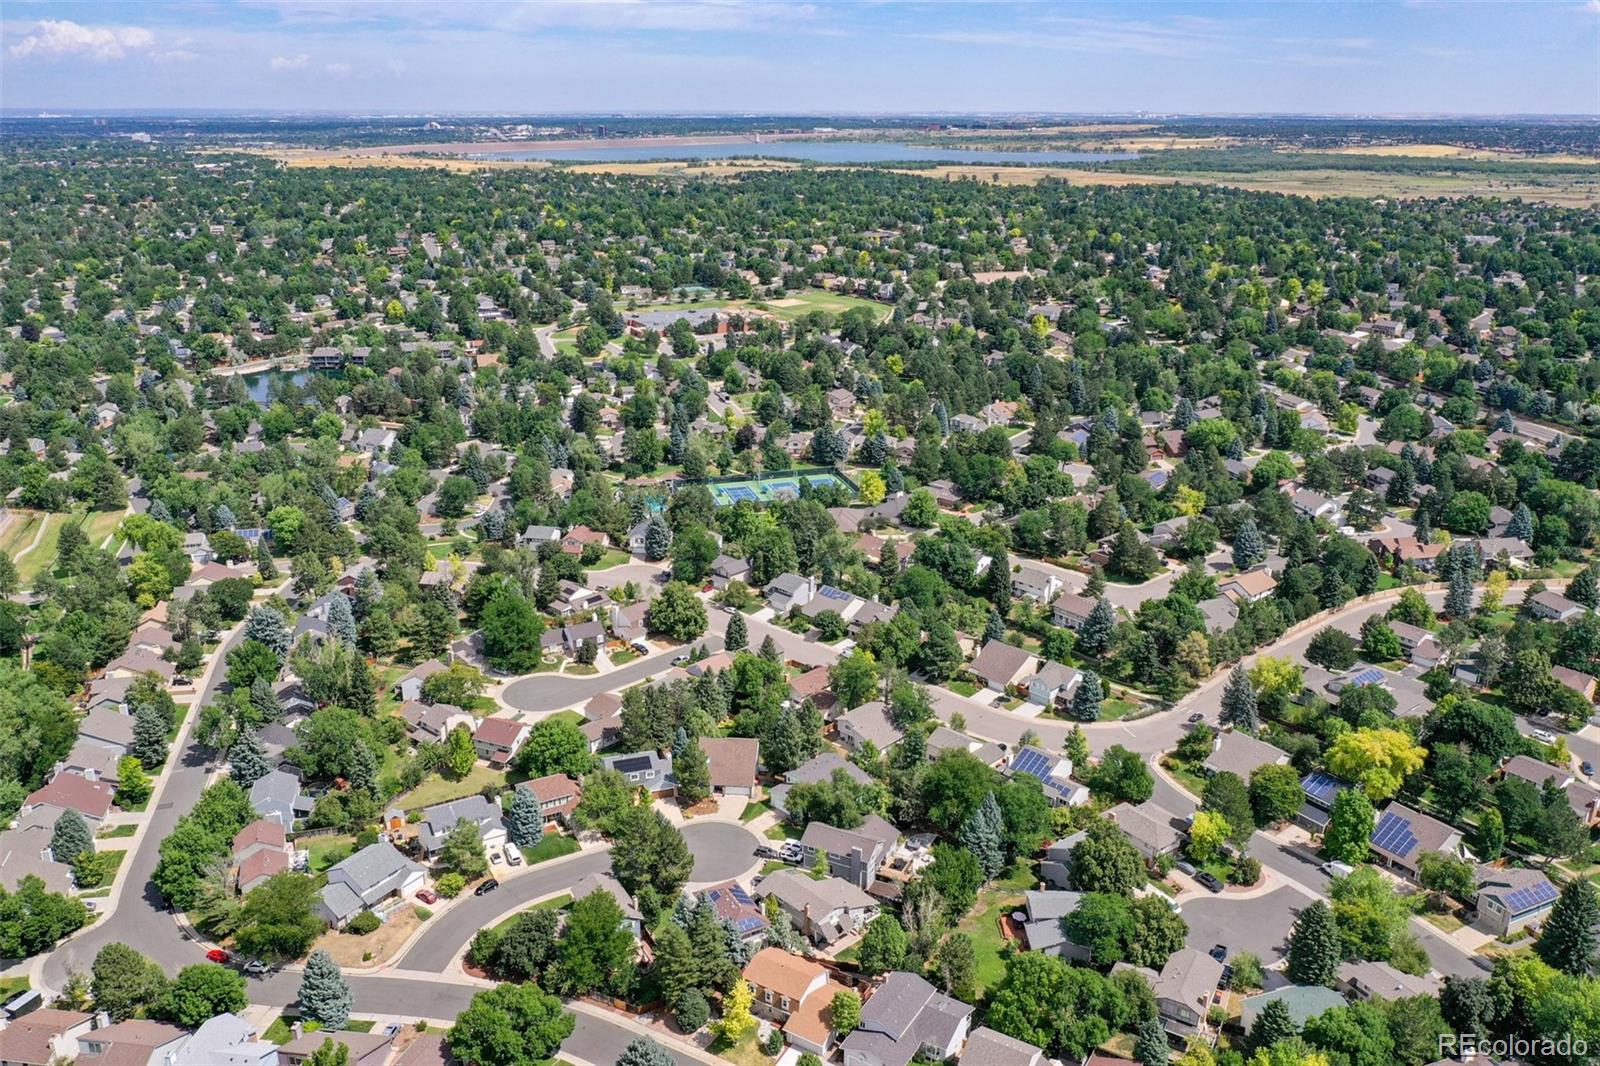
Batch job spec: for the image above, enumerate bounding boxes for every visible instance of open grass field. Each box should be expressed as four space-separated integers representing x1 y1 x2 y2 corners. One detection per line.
0 513 42 559
625 288 891 324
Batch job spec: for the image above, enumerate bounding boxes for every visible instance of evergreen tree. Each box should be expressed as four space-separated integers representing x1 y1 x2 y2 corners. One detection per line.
983 608 1006 645
243 606 291 657
1076 598 1115 657
1134 1012 1167 1066
724 611 747 652
1071 670 1104 722
1249 996 1300 1051
345 655 377 717
674 735 711 808
132 701 169 769
1232 519 1265 570
958 793 1005 880
328 594 358 647
759 635 781 663
1219 666 1260 732
249 675 283 723
1506 502 1534 542
644 517 673 562
1567 567 1599 610
615 1038 676 1066
1445 566 1474 618
50 810 93 865
298 949 352 1030
508 786 543 846
228 727 271 790
1286 900 1340 986
1414 508 1432 545
348 741 377 796
1535 879 1600 975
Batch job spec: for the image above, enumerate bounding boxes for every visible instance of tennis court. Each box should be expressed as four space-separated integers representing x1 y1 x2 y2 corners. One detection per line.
701 470 856 507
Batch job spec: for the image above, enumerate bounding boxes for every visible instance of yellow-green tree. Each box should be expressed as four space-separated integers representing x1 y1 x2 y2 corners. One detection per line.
1326 728 1426 800
1186 810 1231 864
715 978 756 1043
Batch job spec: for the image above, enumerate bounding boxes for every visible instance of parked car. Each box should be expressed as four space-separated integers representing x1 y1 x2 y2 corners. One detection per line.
416 889 439 904
1195 872 1224 893
474 878 500 896
503 843 523 867
243 960 268 976
1532 728 1557 744
1208 944 1227 963
1321 860 1355 877
206 949 231 964
1186 713 1205 727
1175 860 1197 876
1584 762 1595 777
671 653 690 666
489 851 504 865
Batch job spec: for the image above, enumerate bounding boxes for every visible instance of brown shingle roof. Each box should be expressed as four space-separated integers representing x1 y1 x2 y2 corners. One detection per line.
742 946 826 1003
701 737 759 790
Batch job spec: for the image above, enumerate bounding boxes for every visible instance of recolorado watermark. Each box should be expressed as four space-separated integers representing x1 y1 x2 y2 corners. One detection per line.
1439 1033 1588 1059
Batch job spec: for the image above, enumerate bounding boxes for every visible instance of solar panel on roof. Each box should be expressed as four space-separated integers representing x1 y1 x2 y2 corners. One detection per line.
818 585 851 602
1346 668 1385 687
1503 879 1558 915
1371 812 1418 857
728 884 755 905
1011 748 1052 779
1301 771 1344 805
614 755 652 773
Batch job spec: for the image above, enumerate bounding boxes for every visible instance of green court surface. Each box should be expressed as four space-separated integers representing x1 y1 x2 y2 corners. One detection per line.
704 471 853 506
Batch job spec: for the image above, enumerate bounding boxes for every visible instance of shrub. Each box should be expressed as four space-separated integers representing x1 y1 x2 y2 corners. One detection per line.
435 873 466 898
346 911 381 935
675 989 709 1032
1229 857 1262 886
413 907 432 921
762 1028 785 1055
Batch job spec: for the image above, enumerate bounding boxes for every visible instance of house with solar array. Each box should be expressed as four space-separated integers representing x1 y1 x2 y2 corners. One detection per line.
698 880 771 946
1005 746 1090 807
1295 770 1353 835
1369 800 1465 879
1473 866 1559 936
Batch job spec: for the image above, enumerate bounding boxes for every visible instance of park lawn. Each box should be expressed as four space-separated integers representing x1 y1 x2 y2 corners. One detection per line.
81 509 126 550
522 834 581 864
400 765 508 810
0 513 41 560
15 512 76 584
303 835 358 875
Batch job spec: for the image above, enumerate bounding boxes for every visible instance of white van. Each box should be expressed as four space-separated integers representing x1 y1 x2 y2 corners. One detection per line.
503 842 523 867
1320 860 1355 877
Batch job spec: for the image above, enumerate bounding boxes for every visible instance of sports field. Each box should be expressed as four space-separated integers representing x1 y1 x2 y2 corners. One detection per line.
703 471 854 507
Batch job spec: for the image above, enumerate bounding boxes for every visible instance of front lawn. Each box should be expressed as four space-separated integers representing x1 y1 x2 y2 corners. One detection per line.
98 824 138 839
490 893 573 936
1160 755 1209 800
947 679 980 698
586 549 633 570
740 801 773 823
522 833 581 864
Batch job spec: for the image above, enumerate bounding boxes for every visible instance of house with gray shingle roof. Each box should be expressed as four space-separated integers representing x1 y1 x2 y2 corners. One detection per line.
316 842 425 928
840 970 973 1066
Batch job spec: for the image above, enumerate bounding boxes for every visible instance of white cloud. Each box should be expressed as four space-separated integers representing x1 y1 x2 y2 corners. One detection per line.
7 19 154 61
386 57 408 76
269 53 309 70
324 61 351 75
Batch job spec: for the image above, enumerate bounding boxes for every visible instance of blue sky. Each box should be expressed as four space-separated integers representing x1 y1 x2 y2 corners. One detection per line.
3 1 1597 115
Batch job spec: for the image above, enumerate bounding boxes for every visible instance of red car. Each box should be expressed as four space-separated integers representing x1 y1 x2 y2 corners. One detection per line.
206 949 231 964
416 889 439 905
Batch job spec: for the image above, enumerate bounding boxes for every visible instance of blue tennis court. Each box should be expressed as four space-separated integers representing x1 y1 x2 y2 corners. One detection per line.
721 485 759 502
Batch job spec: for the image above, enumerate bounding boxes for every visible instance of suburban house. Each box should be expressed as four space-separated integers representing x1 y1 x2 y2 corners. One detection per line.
1104 801 1184 863
316 842 426 928
960 1028 1044 1066
170 1014 278 1066
1138 947 1226 1041
1005 746 1089 807
771 753 872 817
398 701 475 744
517 524 561 549
0 1009 96 1066
753 869 879 946
1388 621 1444 668
602 750 675 796
1018 890 1089 961
551 581 606 616
1369 801 1465 879
967 639 1039 693
1218 570 1277 603
1010 566 1062 604
23 773 115 831
1026 662 1082 708
393 659 447 703
1553 665 1599 703
700 881 771 946
471 716 530 767
75 1021 188 1066
711 555 752 589
279 1030 392 1066
1528 589 1587 622
1040 831 1087 891
787 666 838 715
765 573 816 613
1295 770 1353 834
700 737 760 797
1202 730 1290 779
800 815 899 888
247 769 314 828
742 947 843 1057
416 796 507 857
77 708 136 754
1474 865 1558 936
1336 960 1443 1002
232 819 293 894
516 774 582 831
840 971 974 1066
1050 592 1098 631
836 701 904 753
1499 755 1600 826
570 872 643 938
559 525 608 556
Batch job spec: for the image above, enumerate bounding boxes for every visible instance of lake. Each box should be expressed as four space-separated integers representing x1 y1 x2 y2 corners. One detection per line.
239 368 341 404
474 140 1137 165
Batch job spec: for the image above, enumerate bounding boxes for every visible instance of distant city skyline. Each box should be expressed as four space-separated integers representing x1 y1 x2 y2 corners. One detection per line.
3 1 1597 116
